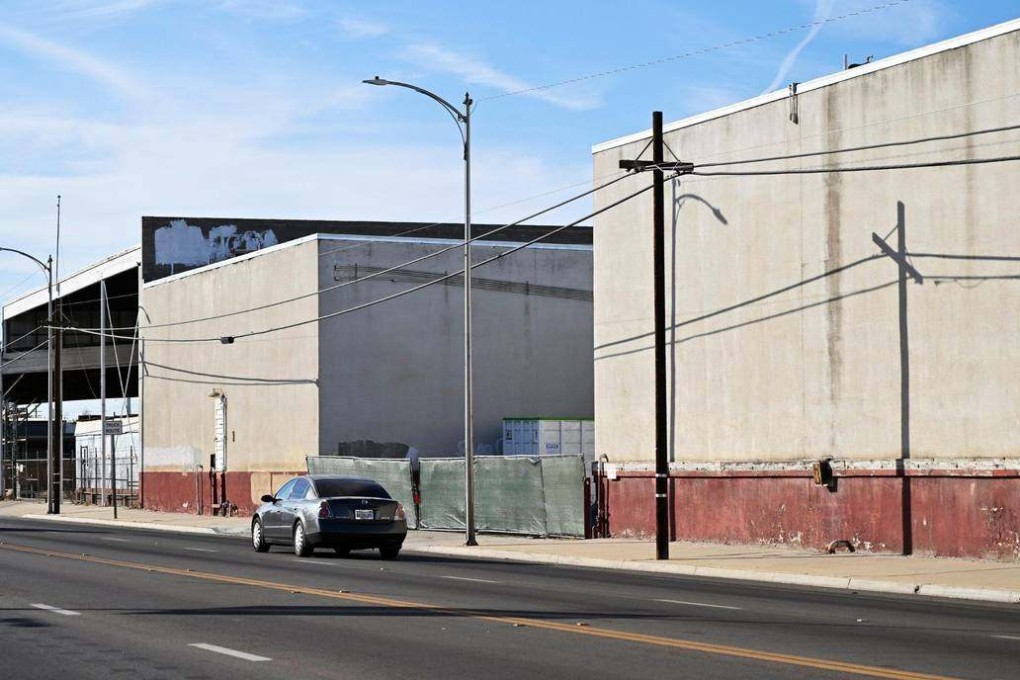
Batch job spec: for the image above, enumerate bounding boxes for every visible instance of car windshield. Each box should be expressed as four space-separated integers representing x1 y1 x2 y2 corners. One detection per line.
315 479 391 499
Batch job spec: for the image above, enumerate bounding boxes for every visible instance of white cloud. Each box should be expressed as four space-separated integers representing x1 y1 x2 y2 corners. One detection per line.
339 17 388 39
762 0 835 95
805 0 952 47
403 42 602 111
0 107 593 291
0 22 146 101
50 0 159 21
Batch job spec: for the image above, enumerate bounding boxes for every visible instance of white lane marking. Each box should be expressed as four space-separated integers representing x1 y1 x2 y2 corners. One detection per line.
102 537 130 543
31 603 81 616
184 547 217 553
189 643 271 662
656 599 742 610
993 634 1020 641
440 575 502 584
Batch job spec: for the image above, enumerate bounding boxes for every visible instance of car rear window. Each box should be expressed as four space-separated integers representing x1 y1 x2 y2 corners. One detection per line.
315 479 391 499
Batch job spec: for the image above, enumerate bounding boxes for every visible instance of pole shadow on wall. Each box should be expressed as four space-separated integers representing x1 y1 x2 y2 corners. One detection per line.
871 201 921 555
669 181 729 542
604 190 1020 555
600 196 919 552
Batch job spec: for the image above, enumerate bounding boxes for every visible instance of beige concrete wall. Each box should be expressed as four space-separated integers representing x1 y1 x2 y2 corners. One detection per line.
141 239 320 473
316 237 594 456
594 30 1020 463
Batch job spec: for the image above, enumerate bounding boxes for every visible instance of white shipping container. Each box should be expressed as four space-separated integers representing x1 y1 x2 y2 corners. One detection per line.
502 418 595 462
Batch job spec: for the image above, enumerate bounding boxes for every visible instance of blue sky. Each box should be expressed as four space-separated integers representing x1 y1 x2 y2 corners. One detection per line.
0 0 1018 302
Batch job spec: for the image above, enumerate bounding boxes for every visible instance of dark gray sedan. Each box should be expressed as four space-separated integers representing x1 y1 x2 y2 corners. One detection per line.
251 475 407 559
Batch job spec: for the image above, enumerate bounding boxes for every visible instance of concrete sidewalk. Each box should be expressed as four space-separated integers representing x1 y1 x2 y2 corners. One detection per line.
2 500 1018 605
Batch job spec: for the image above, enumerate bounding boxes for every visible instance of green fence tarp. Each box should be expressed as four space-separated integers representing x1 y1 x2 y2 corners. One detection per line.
476 456 545 535
418 458 465 531
418 455 584 537
306 456 417 529
540 455 586 537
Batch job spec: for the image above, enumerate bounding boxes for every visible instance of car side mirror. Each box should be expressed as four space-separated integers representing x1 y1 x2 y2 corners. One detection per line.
261 494 276 503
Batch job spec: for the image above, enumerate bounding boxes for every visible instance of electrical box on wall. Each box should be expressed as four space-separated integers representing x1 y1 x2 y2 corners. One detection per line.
812 459 835 491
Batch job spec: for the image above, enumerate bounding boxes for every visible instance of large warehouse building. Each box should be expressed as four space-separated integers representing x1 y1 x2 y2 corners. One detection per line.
592 20 1020 558
141 217 594 514
3 217 595 516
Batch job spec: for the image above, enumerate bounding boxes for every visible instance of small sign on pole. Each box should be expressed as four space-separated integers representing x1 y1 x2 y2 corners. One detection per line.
103 420 123 436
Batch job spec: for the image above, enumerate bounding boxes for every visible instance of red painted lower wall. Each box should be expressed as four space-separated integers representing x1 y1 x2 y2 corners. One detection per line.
141 471 302 517
603 470 1020 560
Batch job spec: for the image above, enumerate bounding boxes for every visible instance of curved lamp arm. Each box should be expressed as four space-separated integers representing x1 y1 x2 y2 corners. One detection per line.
0 247 50 274
363 76 470 150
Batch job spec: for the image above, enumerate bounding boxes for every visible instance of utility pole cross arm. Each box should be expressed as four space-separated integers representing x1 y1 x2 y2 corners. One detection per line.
619 159 694 173
872 232 924 284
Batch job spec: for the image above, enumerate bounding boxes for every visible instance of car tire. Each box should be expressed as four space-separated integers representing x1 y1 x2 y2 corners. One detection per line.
293 522 313 557
379 545 400 561
334 546 351 557
252 518 270 552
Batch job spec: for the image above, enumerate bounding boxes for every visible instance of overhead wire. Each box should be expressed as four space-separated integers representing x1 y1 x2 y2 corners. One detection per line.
62 176 663 344
697 123 1020 169
688 154 1020 177
105 287 137 414
87 171 632 333
2 324 46 352
0 339 49 368
236 178 663 342
479 0 911 102
615 88 1020 170
0 270 40 301
315 168 628 261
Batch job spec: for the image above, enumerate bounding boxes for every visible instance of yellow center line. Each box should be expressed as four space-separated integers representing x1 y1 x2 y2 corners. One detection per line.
0 542 958 680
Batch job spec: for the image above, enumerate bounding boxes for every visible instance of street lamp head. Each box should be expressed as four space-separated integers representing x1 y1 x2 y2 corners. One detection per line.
363 76 391 86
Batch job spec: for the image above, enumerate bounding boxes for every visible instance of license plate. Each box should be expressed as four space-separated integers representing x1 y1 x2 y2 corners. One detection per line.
355 509 374 520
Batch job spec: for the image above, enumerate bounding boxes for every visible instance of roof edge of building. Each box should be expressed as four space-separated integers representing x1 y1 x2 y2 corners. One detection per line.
3 244 141 320
591 17 1020 155
143 232 593 289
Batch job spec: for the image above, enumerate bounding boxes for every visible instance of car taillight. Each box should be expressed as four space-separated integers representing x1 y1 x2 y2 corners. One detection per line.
394 503 406 521
318 501 332 519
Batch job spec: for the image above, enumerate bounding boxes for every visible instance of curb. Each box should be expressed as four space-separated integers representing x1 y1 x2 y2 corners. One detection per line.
409 544 1020 605
11 513 1020 605
27 513 247 537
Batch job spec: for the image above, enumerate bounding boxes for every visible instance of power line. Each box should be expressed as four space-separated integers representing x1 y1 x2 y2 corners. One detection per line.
907 252 1020 262
1 324 46 352
0 338 49 368
61 177 662 345
697 123 1020 169
687 153 1020 177
315 169 627 262
480 0 911 103
237 179 660 342
93 172 629 333
620 87 1020 171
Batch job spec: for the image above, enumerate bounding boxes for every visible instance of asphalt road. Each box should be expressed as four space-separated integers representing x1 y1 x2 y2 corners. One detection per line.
0 516 1017 680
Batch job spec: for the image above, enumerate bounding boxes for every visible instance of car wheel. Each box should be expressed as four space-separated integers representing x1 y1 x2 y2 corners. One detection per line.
293 522 313 557
334 546 351 557
379 545 400 561
251 518 270 552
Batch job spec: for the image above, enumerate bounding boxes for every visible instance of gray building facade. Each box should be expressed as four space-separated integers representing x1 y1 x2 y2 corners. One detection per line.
141 223 593 513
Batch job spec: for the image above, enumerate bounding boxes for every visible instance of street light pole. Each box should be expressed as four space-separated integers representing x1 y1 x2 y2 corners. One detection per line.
0 248 55 513
362 76 478 545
